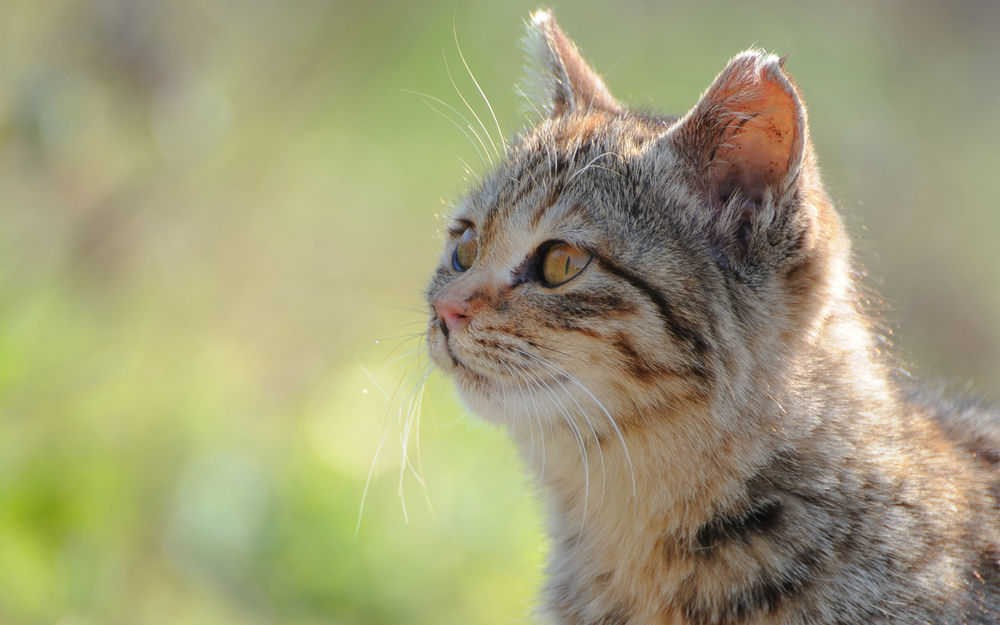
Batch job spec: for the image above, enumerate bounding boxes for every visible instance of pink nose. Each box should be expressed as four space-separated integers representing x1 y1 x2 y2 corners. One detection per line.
435 299 471 335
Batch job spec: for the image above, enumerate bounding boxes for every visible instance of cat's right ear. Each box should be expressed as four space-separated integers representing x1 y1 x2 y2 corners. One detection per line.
522 9 622 117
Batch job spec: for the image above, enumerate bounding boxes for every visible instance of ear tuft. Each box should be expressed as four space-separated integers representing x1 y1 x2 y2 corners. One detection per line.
522 9 621 117
671 49 806 208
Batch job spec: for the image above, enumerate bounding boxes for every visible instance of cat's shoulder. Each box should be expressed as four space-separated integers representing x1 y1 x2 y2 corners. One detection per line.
901 378 1000 467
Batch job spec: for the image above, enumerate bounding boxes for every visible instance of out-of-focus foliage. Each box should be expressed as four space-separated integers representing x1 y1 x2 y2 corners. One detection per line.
0 1 996 623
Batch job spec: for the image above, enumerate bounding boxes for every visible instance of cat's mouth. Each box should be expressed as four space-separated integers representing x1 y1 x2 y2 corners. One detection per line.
430 321 574 391
430 322 491 384
441 336 474 375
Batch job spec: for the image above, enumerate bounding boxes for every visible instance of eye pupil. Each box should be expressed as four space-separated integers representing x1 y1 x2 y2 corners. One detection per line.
453 228 478 271
541 243 591 287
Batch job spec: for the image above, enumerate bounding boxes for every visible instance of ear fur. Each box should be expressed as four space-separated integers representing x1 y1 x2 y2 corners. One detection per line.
522 9 622 117
671 50 806 210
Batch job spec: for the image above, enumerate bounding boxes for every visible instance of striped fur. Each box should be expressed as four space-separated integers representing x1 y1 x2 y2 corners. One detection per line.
425 9 999 624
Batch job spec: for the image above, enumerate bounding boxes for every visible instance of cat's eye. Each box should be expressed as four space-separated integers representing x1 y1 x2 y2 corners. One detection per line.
452 227 478 272
541 243 591 287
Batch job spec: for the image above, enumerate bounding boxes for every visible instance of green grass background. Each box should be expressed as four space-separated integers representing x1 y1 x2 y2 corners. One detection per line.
0 1 996 623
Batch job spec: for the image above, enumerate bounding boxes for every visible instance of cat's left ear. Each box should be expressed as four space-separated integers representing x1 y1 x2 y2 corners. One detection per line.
669 50 806 210
522 9 622 116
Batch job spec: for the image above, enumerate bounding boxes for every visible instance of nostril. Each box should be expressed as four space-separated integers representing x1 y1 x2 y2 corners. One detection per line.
435 301 470 334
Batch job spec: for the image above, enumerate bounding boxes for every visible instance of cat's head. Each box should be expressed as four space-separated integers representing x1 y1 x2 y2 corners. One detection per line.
426 10 850 438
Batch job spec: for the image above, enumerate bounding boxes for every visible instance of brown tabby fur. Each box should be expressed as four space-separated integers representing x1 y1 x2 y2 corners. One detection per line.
425 10 999 624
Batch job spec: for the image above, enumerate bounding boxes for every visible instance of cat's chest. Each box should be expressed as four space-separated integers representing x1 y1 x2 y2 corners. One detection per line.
543 513 700 624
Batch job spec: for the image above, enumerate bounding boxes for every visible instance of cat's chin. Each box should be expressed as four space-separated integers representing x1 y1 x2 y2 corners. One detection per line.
431 356 512 425
453 383 510 425
430 341 558 427
428 325 622 432
429 330 486 381
428 332 499 409
449 364 623 436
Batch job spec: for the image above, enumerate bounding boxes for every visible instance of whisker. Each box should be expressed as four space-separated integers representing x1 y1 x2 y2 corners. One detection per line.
356 336 435 536
370 345 429 376
533 358 609 499
395 354 435 522
442 51 499 165
357 381 396 536
453 17 507 155
375 303 433 315
519 344 637 497
507 359 549 483
358 359 394 402
371 331 426 348
513 350 606 488
518 366 548 481
408 93 492 172
398 364 434 522
497 360 537 472
511 359 592 529
409 367 436 519
568 151 624 183
456 156 479 183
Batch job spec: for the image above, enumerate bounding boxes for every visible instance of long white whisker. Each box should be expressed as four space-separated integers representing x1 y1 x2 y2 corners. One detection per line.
378 333 428 355
497 360 538 472
369 346 430 377
520 345 637 497
357 404 392 538
522 370 548 481
358 359 393 403
405 364 436 519
425 103 490 173
357 355 419 535
396 376 419 522
534 359 609 499
402 352 433 474
442 51 499 165
406 92 491 172
456 156 479 182
453 18 506 155
511 359 591 528
374 325 428 337
376 304 433 315
508 360 548 481
395 356 435 524
569 151 624 182
514 350 607 494
357 334 436 536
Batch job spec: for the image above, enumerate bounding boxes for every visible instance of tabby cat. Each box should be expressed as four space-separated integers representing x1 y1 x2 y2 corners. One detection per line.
425 10 999 624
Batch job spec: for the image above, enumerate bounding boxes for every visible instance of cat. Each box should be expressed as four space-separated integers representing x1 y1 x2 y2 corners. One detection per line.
425 9 999 624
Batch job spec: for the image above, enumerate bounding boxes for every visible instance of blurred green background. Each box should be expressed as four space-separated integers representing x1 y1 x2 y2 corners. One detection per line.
0 1 996 623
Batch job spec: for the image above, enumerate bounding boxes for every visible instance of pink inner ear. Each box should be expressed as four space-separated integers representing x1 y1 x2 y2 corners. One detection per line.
697 56 804 205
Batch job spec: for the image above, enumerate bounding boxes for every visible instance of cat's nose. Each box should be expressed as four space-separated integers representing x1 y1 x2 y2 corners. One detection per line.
435 299 471 336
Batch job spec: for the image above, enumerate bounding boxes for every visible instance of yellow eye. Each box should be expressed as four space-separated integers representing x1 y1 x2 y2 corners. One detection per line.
541 243 591 287
452 227 478 271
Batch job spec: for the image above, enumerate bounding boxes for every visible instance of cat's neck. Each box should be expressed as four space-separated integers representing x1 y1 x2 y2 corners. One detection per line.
510 278 894 559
